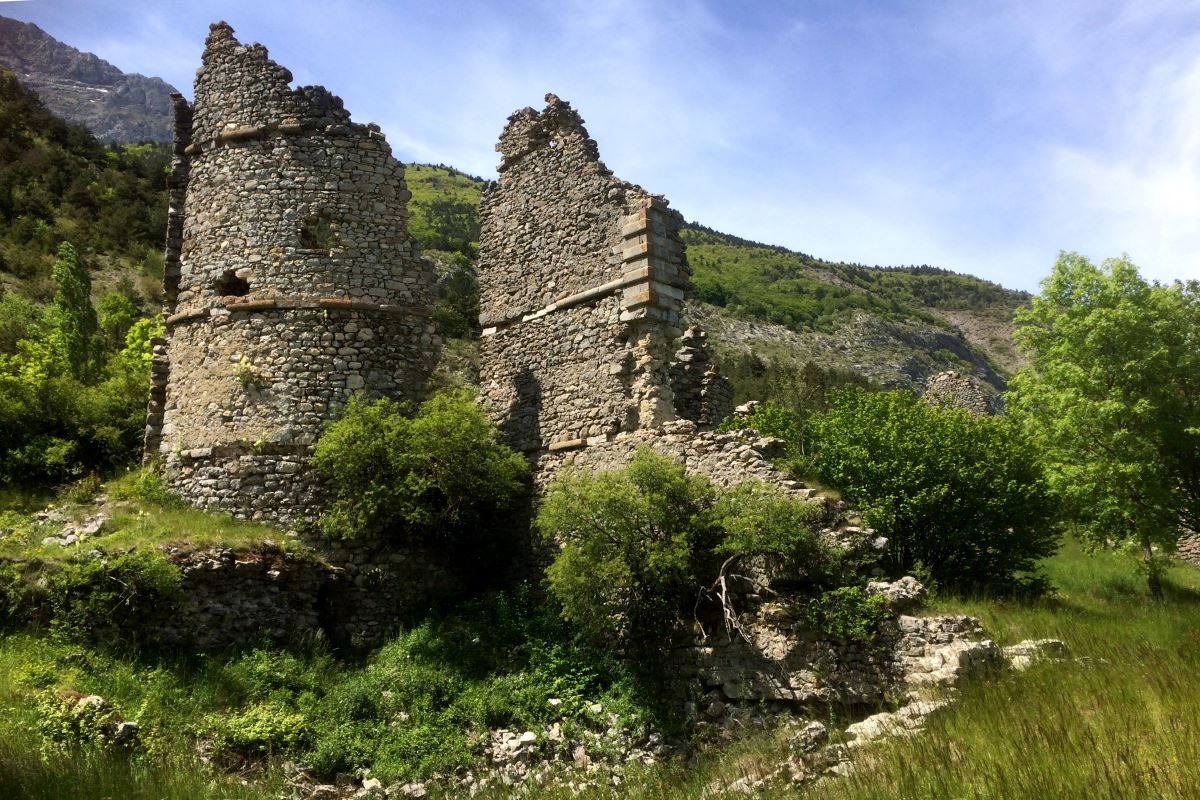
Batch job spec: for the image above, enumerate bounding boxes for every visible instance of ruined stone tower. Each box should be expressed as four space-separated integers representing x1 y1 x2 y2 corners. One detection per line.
145 23 436 522
477 94 700 457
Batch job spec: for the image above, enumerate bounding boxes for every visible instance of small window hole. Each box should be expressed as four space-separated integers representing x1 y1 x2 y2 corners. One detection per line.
214 270 250 297
299 212 338 250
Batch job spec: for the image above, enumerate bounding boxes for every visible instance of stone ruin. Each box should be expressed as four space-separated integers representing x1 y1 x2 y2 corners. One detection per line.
923 369 997 415
139 28 1017 698
1179 531 1200 568
144 22 437 523
147 53 749 520
478 94 731 458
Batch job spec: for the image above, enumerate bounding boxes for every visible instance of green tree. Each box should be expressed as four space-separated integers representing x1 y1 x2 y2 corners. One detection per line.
48 242 99 380
1008 253 1200 598
809 388 1058 592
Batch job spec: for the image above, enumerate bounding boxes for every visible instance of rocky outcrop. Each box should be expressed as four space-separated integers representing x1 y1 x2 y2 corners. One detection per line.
0 15 175 142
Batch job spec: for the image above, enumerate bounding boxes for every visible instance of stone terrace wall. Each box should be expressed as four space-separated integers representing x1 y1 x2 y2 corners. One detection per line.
150 23 437 523
477 94 691 454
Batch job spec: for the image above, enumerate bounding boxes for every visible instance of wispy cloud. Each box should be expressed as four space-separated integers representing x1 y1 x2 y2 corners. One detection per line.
1048 50 1200 283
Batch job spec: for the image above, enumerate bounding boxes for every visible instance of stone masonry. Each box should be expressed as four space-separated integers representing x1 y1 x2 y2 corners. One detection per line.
146 23 437 523
477 94 693 455
1178 531 1200 568
671 324 734 428
923 370 996 415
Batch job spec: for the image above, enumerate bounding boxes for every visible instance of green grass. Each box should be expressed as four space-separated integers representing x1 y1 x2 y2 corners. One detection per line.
0 634 291 799
790 538 1200 799
0 470 308 560
1 530 1196 798
0 585 655 792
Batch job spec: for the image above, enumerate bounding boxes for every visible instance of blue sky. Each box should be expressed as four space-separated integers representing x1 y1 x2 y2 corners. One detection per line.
4 0 1200 292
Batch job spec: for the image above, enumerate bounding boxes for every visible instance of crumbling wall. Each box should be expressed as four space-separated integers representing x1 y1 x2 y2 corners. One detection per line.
150 22 437 523
671 324 734 427
477 94 691 455
923 370 996 415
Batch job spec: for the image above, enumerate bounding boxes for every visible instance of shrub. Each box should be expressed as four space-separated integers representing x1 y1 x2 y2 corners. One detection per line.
808 388 1059 593
538 451 881 655
36 690 130 751
804 586 891 644
711 480 834 580
310 389 529 540
537 449 717 652
206 703 311 761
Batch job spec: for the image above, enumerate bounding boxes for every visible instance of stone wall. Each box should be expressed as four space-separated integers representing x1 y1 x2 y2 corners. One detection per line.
156 544 327 650
477 94 691 455
1178 531 1200 568
923 370 997 415
671 324 734 427
60 540 462 651
535 419 809 495
150 22 437 523
679 577 1002 711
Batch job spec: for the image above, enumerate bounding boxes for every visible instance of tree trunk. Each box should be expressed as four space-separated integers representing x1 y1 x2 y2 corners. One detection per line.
1143 536 1164 601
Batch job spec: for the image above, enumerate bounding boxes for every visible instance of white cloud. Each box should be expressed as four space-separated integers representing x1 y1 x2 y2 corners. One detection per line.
1046 37 1200 283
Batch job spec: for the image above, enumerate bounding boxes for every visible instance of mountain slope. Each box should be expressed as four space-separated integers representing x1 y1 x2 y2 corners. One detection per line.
0 16 176 143
0 70 169 305
407 166 1024 394
682 226 1029 392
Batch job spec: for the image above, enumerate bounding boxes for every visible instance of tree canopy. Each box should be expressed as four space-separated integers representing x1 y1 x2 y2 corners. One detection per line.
1008 252 1200 598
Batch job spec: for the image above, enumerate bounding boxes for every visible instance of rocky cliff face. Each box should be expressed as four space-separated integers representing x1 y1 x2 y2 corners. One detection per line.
0 16 176 142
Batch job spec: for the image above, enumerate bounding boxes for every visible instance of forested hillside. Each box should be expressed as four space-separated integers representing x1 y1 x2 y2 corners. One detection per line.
0 69 167 305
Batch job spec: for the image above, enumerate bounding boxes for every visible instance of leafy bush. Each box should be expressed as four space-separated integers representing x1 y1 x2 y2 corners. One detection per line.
206 703 311 761
711 480 843 582
310 389 529 540
36 690 130 751
538 450 887 655
538 449 717 653
804 586 891 644
809 388 1059 593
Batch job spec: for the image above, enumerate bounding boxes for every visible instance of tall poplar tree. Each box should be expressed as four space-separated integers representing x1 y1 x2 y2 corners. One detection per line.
49 241 99 381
